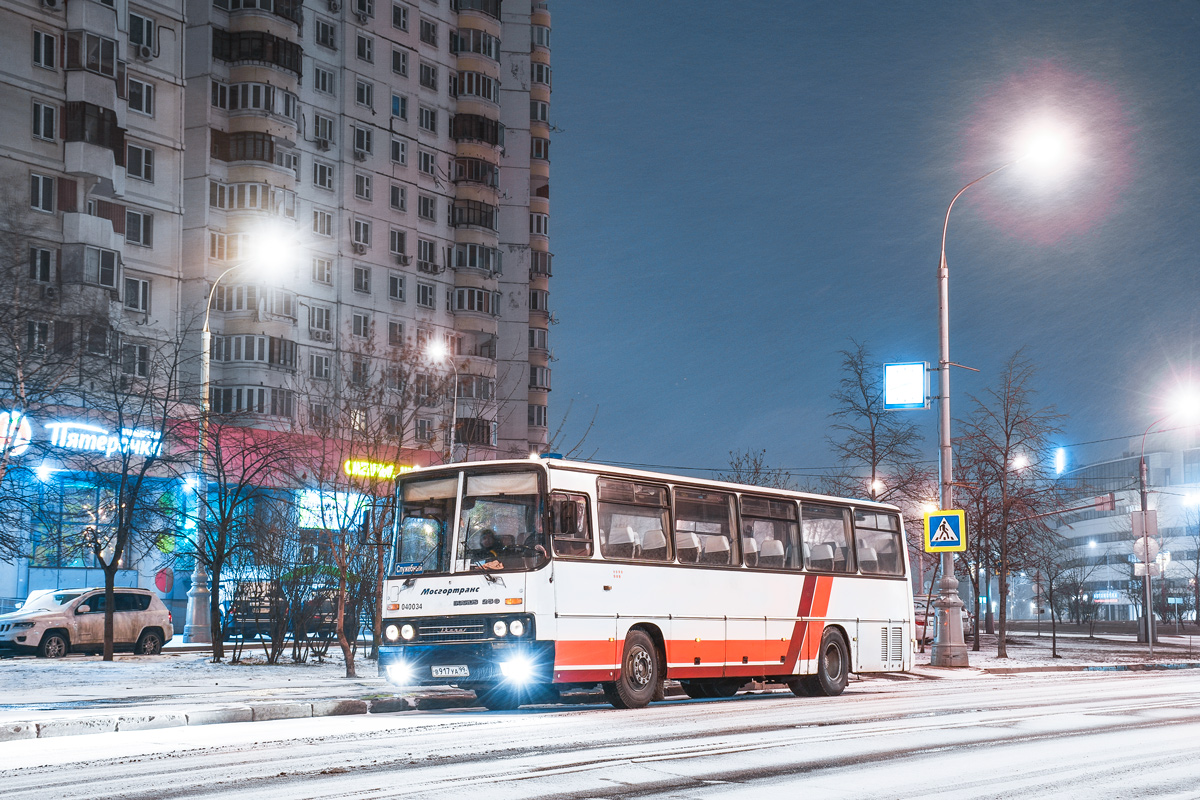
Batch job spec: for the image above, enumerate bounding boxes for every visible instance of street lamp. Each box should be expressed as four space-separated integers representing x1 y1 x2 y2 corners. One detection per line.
427 340 458 463
183 234 294 644
931 129 1070 668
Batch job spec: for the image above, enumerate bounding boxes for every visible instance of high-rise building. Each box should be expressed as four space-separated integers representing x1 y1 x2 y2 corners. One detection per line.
0 0 552 608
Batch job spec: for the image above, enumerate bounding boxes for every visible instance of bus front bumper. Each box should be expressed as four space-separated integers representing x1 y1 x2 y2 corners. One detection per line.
378 640 556 689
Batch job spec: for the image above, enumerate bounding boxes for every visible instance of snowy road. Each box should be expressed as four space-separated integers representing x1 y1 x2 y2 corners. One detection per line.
3 669 1200 799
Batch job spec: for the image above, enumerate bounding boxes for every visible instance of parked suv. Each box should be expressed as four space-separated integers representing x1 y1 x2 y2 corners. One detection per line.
0 587 173 658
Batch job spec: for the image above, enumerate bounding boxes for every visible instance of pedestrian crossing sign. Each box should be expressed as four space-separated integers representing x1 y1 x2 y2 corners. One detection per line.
923 510 967 552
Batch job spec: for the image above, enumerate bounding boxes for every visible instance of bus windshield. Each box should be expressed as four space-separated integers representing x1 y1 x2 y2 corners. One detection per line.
456 472 547 573
394 476 457 577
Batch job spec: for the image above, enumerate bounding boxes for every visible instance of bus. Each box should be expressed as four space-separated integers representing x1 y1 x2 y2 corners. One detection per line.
378 458 914 710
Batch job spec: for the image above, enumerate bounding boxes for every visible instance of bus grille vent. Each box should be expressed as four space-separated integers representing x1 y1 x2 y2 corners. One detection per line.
880 628 889 662
418 617 487 642
889 626 904 661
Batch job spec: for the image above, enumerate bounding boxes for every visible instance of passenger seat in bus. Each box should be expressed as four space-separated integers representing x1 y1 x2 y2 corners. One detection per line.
809 543 835 571
742 537 759 567
608 526 639 559
675 531 701 563
858 546 878 573
641 529 668 560
759 539 785 568
701 536 731 565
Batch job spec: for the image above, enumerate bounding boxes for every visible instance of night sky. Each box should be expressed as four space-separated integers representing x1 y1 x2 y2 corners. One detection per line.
544 1 1200 482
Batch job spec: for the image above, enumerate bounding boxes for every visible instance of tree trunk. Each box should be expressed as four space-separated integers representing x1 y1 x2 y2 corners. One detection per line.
1049 579 1058 658
373 538 384 660
336 566 356 678
209 558 224 662
102 573 116 662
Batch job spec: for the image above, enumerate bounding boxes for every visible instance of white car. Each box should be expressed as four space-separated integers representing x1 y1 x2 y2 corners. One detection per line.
0 587 173 658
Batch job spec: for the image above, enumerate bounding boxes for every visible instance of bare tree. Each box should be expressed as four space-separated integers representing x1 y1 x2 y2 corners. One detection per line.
956 352 1065 658
826 340 933 504
717 449 796 490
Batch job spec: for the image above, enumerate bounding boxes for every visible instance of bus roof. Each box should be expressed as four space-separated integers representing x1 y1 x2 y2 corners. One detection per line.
400 458 902 513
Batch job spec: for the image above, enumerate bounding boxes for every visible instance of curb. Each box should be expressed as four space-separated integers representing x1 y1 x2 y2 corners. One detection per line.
979 662 1200 675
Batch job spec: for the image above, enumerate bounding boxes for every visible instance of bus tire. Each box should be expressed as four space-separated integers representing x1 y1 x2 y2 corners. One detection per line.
786 678 815 697
477 686 521 711
812 628 850 696
608 629 660 709
680 681 710 699
706 679 743 698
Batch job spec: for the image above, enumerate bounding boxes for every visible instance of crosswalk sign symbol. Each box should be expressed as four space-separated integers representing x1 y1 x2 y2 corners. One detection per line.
923 510 967 552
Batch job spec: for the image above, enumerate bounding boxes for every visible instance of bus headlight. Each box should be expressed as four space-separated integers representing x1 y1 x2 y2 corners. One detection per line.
400 624 416 641
493 620 508 637
508 619 525 637
499 655 535 683
385 624 400 641
386 663 412 685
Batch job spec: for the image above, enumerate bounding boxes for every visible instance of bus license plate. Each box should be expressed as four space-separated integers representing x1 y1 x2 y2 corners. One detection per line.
431 665 470 678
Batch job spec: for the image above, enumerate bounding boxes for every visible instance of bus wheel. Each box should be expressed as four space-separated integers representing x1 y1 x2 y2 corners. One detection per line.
608 630 660 709
786 678 815 697
706 679 743 698
680 681 710 699
477 686 522 711
812 629 849 696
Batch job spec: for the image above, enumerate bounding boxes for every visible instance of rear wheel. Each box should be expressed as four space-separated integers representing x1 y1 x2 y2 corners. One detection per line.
786 678 816 697
39 632 68 659
811 629 849 696
680 681 710 699
135 630 163 656
606 630 660 709
705 679 743 698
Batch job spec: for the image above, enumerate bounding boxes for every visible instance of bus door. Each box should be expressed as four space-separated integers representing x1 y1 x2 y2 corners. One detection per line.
548 492 618 683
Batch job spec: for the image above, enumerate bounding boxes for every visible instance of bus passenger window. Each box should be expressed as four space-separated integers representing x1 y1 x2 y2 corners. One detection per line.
739 495 800 570
801 504 854 573
674 489 736 566
550 493 592 558
853 510 905 576
597 478 671 562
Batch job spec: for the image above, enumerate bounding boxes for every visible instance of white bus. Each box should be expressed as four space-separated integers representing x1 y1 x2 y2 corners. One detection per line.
379 458 914 709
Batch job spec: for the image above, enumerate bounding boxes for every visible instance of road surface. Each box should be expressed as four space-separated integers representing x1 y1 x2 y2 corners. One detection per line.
2 669 1199 799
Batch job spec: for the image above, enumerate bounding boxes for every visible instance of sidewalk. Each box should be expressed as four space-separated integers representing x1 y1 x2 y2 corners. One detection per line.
3 632 1199 743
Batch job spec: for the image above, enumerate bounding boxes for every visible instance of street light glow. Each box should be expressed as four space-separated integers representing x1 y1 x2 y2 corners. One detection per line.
427 340 449 361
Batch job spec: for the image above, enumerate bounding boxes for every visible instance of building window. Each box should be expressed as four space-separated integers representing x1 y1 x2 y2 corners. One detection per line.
353 125 373 154
313 160 334 190
530 365 551 390
391 92 408 119
453 28 500 60
454 243 502 273
419 18 437 46
455 71 499 103
310 304 332 331
530 250 552 276
419 61 437 91
29 248 53 283
389 228 406 256
310 352 330 380
355 0 375 18
129 13 155 49
355 172 372 200
65 32 117 78
392 49 408 77
531 100 549 122
416 418 432 441
530 288 549 312
454 287 498 315
392 3 408 30
418 150 436 176
355 79 374 109
353 219 371 248
127 144 154 181
418 106 436 133
418 194 436 221
124 277 150 312
315 18 337 49
313 208 333 237
391 137 408 164
531 62 552 87
416 281 435 308
128 79 155 116
353 265 372 294
125 210 154 247
313 65 334 95
310 403 331 428
528 404 548 427
389 272 405 301
33 31 56 69
122 344 150 377
417 238 437 271
32 101 56 142
314 114 334 143
356 34 374 63
312 258 332 285
390 184 407 211
531 137 550 160
532 24 551 49
30 174 54 213
352 312 371 338
530 212 549 236
529 327 548 350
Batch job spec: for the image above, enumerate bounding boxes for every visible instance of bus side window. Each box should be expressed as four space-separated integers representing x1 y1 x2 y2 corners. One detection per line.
550 493 592 558
739 495 800 570
801 503 855 573
853 510 905 576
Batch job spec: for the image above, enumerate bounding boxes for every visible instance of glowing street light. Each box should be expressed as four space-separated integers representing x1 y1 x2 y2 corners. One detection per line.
931 119 1074 668
426 340 459 463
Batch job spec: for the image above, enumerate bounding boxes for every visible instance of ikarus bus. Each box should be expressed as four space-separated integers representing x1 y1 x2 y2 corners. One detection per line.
378 458 915 709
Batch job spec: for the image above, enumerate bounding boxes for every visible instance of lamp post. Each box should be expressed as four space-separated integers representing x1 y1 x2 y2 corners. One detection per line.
183 239 292 644
1136 415 1175 656
427 342 459 463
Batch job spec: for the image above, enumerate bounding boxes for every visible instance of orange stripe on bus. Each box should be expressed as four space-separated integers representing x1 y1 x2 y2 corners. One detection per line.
553 640 618 668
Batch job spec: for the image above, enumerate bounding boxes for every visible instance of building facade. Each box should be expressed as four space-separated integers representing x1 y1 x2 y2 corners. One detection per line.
0 0 553 610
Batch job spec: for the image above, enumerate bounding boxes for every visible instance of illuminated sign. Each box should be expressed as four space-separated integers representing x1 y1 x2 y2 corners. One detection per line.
44 421 162 458
296 489 370 529
883 362 929 410
0 411 32 456
342 460 415 480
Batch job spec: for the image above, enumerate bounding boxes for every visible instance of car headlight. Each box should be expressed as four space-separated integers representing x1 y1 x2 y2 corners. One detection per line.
12 622 35 630
493 620 507 637
508 619 525 637
400 623 415 641
385 624 400 641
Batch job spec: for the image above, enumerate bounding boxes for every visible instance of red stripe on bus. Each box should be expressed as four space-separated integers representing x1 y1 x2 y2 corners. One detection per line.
783 575 818 672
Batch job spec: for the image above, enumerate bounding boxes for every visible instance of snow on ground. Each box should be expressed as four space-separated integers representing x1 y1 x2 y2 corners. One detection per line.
915 626 1200 670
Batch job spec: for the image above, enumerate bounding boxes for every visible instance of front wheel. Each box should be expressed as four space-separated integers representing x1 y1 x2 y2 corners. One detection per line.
811 628 849 696
39 632 69 659
606 630 660 709
477 686 522 711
